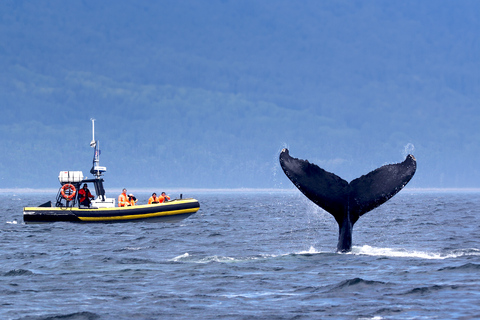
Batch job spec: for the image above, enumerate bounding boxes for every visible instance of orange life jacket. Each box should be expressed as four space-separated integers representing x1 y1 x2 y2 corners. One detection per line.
118 193 129 207
158 195 170 203
148 196 159 204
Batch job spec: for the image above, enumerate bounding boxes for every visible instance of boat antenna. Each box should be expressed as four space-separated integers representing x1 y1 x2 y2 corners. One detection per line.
89 118 106 179
90 118 96 148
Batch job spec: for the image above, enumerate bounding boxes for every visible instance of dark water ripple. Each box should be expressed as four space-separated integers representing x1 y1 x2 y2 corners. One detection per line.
1 191 480 319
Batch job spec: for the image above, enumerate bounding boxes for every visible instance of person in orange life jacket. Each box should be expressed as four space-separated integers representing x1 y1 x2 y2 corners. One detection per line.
78 184 94 207
118 188 131 207
148 193 160 204
128 194 137 206
159 192 170 203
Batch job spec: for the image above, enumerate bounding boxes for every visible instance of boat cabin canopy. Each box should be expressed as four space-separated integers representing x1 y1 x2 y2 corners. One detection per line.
56 177 106 208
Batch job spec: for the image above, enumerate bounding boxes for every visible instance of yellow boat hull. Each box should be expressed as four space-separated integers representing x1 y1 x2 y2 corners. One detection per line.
23 198 200 223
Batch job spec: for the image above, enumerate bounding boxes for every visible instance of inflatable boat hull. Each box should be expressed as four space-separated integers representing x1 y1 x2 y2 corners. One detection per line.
23 198 200 223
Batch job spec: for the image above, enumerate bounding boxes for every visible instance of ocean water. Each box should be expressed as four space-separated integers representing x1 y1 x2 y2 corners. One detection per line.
1 190 479 320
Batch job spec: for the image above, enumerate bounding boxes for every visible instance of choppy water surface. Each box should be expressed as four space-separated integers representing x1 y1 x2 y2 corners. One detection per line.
1 191 480 319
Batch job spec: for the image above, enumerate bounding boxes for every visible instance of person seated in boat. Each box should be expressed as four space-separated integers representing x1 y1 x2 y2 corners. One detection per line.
118 188 131 207
148 192 160 204
159 192 171 203
128 194 138 206
78 184 95 207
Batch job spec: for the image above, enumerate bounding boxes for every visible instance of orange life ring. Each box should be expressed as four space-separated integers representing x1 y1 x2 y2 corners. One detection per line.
61 184 76 201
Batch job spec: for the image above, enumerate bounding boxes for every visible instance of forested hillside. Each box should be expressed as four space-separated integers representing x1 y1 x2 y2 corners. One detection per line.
0 1 479 189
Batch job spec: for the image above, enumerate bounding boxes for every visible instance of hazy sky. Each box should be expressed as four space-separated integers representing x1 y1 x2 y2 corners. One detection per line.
1 0 479 189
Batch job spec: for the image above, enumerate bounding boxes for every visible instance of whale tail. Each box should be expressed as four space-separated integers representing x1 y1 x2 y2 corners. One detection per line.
279 149 416 252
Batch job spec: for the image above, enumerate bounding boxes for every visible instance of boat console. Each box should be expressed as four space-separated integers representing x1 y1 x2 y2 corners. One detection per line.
54 119 115 208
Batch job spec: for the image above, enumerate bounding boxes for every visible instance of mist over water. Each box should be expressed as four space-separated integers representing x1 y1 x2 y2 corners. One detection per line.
1 191 480 319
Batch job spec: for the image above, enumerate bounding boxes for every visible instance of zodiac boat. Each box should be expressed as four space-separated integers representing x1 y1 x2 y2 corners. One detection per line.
23 120 200 223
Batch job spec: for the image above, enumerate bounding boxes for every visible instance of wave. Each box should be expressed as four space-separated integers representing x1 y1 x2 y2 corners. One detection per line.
402 284 460 296
171 246 480 264
350 245 480 259
170 252 278 264
18 311 99 320
327 278 388 293
170 252 236 263
169 246 335 264
116 257 157 264
3 269 33 276
295 246 322 255
438 262 480 271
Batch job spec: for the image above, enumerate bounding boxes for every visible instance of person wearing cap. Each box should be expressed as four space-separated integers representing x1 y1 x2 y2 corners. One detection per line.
148 193 160 204
118 188 130 207
78 183 95 207
159 192 171 203
128 194 138 206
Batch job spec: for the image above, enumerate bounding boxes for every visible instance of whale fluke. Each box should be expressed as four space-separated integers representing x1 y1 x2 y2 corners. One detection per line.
279 148 416 252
